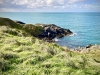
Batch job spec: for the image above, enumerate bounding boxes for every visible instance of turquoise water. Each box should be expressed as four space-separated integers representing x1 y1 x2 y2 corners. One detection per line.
0 12 100 48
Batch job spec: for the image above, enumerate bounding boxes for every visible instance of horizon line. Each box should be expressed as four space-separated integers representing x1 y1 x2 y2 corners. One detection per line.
0 11 100 13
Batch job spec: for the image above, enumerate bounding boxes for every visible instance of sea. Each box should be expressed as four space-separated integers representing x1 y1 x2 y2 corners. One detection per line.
0 12 100 48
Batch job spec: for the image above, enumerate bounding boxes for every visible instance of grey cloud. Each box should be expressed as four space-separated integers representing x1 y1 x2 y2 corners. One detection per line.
0 0 99 12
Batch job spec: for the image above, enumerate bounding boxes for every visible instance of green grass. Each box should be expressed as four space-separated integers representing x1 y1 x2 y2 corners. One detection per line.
0 17 22 29
0 18 100 75
0 17 43 37
0 26 100 75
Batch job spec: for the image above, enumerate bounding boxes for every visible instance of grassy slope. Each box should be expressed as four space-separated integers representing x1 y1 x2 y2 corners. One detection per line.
0 18 100 75
0 17 43 37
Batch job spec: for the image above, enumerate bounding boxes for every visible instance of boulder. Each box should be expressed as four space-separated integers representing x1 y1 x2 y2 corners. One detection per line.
86 44 92 48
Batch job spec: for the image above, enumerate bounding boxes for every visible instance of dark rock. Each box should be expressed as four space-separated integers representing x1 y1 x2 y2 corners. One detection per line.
86 44 92 48
38 24 73 41
14 20 25 24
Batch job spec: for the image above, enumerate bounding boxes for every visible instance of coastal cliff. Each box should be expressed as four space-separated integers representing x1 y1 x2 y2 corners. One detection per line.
0 17 72 41
14 20 73 41
0 17 100 75
36 24 72 41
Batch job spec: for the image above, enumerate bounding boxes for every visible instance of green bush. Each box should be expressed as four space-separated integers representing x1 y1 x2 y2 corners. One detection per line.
22 24 43 36
1 52 19 60
0 59 13 72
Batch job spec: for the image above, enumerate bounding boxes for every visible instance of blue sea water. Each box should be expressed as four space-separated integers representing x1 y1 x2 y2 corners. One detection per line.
0 12 100 48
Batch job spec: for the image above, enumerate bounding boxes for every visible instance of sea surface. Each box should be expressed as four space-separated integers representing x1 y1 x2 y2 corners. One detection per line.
0 12 100 48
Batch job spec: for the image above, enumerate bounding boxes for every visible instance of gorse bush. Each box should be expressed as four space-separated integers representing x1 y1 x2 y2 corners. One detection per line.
22 24 43 36
1 52 19 60
0 59 8 71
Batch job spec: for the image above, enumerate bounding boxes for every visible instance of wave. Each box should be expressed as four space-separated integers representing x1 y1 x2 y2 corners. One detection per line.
53 38 60 42
70 32 77 36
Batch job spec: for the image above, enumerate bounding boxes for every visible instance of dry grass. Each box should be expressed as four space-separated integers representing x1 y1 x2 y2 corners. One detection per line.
0 18 100 75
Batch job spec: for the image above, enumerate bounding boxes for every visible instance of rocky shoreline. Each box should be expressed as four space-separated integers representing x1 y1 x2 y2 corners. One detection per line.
15 20 97 49
38 24 73 42
1 18 99 50
70 44 100 53
14 20 73 42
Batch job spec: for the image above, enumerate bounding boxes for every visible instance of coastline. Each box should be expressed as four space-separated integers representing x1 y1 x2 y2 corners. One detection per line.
0 17 100 75
1 12 100 48
0 17 99 49
0 17 99 50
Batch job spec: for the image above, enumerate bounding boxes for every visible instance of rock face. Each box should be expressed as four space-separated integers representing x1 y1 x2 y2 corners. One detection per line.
12 19 73 41
86 44 92 48
14 20 25 24
38 24 73 41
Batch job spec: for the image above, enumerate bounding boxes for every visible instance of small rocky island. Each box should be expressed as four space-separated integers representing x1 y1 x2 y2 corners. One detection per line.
14 20 73 42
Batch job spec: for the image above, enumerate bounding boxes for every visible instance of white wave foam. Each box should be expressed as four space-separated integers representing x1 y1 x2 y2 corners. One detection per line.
70 33 77 36
53 38 60 42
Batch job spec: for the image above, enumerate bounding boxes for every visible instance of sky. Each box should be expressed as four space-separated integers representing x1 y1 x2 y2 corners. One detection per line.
0 0 100 12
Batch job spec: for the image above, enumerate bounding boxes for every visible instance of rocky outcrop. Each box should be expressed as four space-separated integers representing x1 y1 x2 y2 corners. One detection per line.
86 44 92 48
14 20 25 24
71 44 100 53
14 19 73 40
37 24 73 41
14 22 73 41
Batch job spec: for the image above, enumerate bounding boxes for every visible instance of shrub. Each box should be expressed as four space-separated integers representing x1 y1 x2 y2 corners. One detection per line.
44 69 52 75
66 60 78 69
1 52 19 60
22 24 43 36
0 59 13 72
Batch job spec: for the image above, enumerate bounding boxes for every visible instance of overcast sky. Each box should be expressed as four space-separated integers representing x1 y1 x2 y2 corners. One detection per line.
0 0 100 12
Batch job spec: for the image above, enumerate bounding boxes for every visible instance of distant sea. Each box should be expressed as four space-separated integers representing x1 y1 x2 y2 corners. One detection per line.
0 12 100 48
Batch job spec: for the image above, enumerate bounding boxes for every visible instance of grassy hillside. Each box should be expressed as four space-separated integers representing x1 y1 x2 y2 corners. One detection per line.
0 17 43 36
0 17 22 29
0 18 100 75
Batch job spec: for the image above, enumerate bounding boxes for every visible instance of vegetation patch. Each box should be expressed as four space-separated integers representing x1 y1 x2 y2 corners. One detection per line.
0 18 100 75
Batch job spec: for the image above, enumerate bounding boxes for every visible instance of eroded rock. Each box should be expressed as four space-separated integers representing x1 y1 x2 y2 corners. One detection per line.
38 24 73 41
